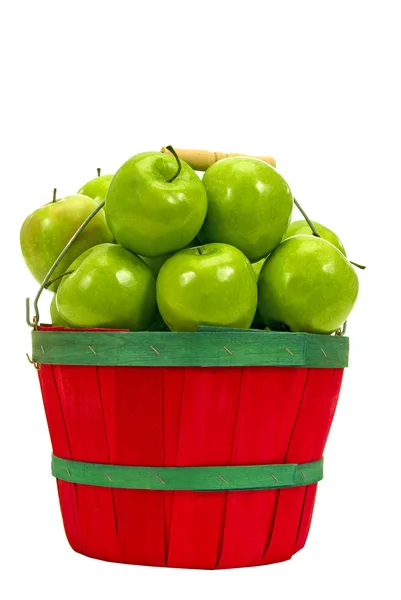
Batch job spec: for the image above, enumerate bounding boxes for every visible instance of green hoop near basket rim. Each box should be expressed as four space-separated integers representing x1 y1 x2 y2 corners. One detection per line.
51 455 324 491
32 328 349 368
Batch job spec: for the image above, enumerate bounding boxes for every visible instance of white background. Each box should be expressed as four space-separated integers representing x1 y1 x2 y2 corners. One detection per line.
1 1 400 598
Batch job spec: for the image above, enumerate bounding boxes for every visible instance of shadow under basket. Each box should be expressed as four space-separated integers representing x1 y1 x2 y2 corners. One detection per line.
31 326 349 570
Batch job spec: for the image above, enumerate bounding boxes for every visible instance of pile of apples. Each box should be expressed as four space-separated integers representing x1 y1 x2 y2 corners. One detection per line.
20 148 359 334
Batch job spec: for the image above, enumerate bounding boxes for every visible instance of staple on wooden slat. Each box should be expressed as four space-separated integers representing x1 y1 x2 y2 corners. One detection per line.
156 475 166 484
88 345 96 355
285 347 294 356
150 346 160 355
270 473 279 482
223 346 234 355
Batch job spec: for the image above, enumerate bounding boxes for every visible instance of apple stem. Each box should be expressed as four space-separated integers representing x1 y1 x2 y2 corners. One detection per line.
294 198 367 268
350 261 366 270
44 270 74 289
165 145 182 182
52 188 57 203
294 198 366 269
293 198 320 237
97 168 101 177
197 247 203 255
294 197 366 269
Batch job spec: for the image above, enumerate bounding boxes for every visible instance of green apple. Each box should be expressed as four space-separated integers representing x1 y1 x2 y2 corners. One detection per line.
198 157 293 262
20 194 114 291
139 237 201 277
77 172 114 204
252 257 268 280
283 220 346 255
105 152 207 257
251 256 268 328
139 254 171 277
56 244 156 330
157 243 257 332
50 294 70 327
258 235 359 334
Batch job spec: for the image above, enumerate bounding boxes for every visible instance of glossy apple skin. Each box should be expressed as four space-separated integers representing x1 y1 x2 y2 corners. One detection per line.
198 157 293 262
157 243 257 332
56 244 156 330
50 294 70 327
77 174 114 204
258 235 359 334
283 220 346 255
105 152 208 257
20 194 114 291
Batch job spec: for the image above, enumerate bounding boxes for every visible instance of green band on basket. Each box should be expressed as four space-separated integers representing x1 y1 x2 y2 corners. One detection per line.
33 328 349 368
51 455 324 491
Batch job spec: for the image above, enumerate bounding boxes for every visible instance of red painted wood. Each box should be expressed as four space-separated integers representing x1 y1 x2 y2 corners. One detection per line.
99 366 165 566
295 369 344 553
167 367 243 569
161 367 186 563
217 367 309 568
37 327 345 570
262 369 343 564
52 364 120 562
294 484 317 552
38 364 84 555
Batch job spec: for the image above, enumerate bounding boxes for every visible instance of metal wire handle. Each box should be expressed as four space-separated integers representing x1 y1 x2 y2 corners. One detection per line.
26 200 106 328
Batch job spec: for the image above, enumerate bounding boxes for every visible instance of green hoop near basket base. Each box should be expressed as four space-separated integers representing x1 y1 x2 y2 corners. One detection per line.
52 455 324 492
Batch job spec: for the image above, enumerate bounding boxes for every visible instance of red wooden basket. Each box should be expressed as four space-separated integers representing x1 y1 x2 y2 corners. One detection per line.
30 324 348 569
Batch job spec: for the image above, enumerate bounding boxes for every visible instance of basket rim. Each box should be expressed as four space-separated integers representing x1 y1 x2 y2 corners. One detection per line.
32 326 349 368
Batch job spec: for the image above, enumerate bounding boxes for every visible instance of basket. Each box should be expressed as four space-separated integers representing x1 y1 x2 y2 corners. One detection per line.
25 146 349 569
30 324 348 569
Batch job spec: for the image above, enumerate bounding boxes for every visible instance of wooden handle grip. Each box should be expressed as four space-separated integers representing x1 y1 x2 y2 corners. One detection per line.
160 147 276 171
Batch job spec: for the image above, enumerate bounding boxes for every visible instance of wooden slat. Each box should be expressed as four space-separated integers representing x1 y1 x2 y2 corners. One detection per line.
217 367 309 568
32 330 349 368
38 365 84 555
161 368 186 562
261 369 342 564
52 455 324 490
167 367 243 569
294 369 344 552
51 365 120 562
99 366 165 566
